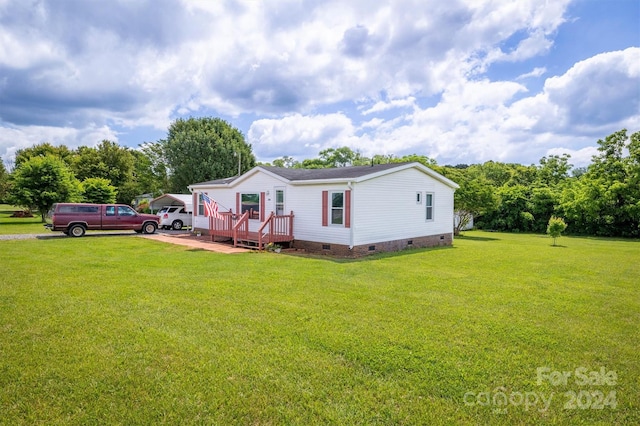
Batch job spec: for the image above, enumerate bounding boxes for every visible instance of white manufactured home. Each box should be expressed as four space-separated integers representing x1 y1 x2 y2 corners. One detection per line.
188 162 459 256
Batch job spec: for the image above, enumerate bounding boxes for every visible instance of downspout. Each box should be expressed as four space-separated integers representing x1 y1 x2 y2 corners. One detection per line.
348 181 354 249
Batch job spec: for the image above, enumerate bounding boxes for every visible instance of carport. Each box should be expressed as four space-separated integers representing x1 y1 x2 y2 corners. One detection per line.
149 194 193 213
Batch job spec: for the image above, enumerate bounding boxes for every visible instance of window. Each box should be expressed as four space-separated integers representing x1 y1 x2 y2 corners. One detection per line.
118 206 136 216
241 193 260 219
275 189 285 216
59 205 99 213
322 190 350 228
105 206 116 216
416 192 422 204
425 193 434 221
198 194 205 216
331 192 344 225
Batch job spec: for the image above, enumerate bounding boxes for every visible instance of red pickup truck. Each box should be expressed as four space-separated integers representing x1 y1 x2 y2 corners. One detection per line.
45 203 160 237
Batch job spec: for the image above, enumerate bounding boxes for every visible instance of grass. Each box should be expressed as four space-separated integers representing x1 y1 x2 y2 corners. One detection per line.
0 231 638 425
0 204 47 234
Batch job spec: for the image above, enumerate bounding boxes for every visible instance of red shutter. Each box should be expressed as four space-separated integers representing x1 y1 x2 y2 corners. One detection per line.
322 190 328 226
345 190 351 228
236 192 240 215
260 192 265 221
193 192 198 217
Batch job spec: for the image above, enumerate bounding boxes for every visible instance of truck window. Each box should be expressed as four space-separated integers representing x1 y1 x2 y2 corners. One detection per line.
118 206 136 216
76 206 99 213
106 206 116 216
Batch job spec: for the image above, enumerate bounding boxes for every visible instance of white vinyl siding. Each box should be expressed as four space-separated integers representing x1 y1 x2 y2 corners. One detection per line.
351 167 454 246
287 185 351 245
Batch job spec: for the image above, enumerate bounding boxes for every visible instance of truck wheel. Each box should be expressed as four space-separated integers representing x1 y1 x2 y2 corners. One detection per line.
172 220 183 230
143 222 157 234
69 224 86 237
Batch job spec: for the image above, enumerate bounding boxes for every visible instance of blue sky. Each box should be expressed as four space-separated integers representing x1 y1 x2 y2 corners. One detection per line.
1 0 638 169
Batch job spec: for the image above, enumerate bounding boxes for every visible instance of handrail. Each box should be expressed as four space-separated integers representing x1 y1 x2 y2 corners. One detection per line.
257 212 275 249
232 211 249 247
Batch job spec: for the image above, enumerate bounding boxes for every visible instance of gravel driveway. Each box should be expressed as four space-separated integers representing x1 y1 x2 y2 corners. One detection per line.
0 230 190 240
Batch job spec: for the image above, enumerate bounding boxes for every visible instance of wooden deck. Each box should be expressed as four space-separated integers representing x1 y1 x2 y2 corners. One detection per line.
208 211 294 250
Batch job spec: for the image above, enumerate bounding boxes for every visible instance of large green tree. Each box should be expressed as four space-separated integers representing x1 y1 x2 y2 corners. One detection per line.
14 143 74 168
80 178 117 204
559 129 640 236
9 155 80 221
161 117 255 192
442 166 496 235
73 140 138 204
136 144 169 195
71 141 137 204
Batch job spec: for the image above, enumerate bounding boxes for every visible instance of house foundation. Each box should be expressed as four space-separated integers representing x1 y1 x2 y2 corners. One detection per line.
293 233 453 257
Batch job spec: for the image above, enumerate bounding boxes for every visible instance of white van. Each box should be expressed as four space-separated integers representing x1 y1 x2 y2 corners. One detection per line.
157 206 192 230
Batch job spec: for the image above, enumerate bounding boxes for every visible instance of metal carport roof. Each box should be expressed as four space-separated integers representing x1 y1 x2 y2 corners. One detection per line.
149 194 193 212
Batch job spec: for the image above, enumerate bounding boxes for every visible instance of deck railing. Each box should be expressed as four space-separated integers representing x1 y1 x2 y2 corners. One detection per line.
209 211 236 239
209 210 294 249
257 211 294 249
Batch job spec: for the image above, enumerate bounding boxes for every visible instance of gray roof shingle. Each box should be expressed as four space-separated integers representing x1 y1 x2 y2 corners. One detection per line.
261 163 412 181
191 162 458 188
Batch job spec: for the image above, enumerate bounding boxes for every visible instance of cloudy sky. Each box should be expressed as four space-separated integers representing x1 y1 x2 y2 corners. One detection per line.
1 0 638 168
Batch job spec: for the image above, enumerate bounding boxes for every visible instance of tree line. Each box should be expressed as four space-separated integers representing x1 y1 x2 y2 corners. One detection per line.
261 129 639 237
1 117 637 237
0 117 255 221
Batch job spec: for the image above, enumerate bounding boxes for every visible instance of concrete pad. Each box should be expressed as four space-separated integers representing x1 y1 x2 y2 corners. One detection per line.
141 233 249 254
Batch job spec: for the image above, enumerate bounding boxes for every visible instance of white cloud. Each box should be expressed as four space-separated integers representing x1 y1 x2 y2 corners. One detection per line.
0 0 637 170
516 67 547 80
248 46 639 167
0 124 118 167
360 97 416 115
543 47 640 130
248 113 357 158
546 146 598 167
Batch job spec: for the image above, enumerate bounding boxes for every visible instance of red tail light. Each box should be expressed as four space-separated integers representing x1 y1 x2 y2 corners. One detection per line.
163 214 168 219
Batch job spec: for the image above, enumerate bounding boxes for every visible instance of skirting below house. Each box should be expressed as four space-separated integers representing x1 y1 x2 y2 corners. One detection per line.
293 233 453 257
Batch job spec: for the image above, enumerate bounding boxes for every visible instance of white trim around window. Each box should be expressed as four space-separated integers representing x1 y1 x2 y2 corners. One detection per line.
330 191 344 225
425 192 434 221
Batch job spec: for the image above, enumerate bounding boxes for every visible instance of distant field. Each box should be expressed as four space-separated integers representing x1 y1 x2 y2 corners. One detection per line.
0 231 638 425
0 205 46 234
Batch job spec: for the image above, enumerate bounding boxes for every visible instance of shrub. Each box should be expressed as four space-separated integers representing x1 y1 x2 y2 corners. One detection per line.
547 216 568 246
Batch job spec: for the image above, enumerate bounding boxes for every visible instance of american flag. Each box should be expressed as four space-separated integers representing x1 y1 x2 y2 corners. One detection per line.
201 193 223 219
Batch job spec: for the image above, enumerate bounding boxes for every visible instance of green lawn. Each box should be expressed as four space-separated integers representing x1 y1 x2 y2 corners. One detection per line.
0 205 47 234
1 232 638 425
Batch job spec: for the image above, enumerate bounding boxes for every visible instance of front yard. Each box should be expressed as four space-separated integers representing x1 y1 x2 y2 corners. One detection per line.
0 231 638 424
